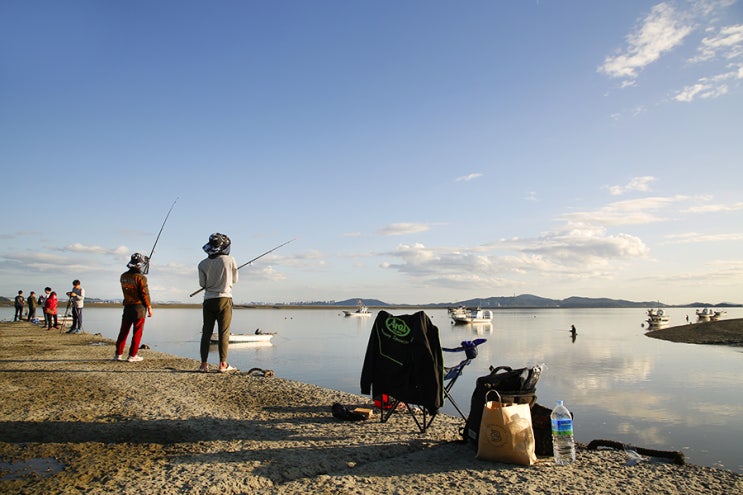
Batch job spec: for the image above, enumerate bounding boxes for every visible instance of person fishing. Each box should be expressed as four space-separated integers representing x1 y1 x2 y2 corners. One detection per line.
65 279 85 334
197 233 238 373
115 253 153 362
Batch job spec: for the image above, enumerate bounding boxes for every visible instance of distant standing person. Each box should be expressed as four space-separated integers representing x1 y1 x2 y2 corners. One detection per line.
66 279 85 334
115 253 153 362
41 287 52 328
27 291 37 321
198 233 238 373
44 291 59 330
14 290 25 321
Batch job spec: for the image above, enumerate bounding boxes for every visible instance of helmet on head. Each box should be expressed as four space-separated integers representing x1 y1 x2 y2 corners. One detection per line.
127 253 149 271
203 232 231 255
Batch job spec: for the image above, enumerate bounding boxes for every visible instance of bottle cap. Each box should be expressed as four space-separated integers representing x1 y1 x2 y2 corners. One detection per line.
556 400 563 406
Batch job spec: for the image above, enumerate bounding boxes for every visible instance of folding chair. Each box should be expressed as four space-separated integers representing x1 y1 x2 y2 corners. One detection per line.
360 309 487 432
374 338 487 432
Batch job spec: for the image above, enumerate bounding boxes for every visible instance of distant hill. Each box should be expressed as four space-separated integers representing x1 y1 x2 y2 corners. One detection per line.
281 294 741 309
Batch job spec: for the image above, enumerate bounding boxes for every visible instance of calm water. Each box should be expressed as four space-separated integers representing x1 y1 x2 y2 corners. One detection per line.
6 306 742 473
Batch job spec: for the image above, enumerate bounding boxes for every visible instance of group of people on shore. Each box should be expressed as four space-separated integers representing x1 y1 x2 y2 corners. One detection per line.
114 232 238 372
13 282 85 333
13 233 237 372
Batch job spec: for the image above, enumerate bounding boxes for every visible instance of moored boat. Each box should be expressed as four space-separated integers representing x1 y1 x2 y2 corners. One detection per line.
211 330 275 344
712 309 727 321
451 307 494 324
646 308 670 328
696 307 714 322
697 307 727 322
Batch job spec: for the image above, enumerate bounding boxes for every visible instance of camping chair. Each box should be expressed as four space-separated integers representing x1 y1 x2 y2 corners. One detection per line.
370 335 487 433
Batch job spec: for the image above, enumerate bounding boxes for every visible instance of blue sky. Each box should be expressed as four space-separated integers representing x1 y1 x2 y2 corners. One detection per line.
1 1 742 305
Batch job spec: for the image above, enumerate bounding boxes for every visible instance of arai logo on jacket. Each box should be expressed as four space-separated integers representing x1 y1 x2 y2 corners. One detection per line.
384 316 411 338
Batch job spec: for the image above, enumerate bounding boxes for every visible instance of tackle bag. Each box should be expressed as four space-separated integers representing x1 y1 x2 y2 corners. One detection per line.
463 365 541 448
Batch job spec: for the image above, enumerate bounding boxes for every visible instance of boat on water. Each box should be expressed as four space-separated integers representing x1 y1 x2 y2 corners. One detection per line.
343 301 372 317
451 307 494 324
211 329 275 344
696 308 727 322
646 308 670 328
712 309 727 321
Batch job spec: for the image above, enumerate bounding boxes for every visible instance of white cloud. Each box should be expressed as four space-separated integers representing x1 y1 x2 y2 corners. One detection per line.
560 196 689 227
377 223 431 236
608 176 657 196
672 65 741 101
683 201 743 213
690 23 743 62
57 243 129 256
665 232 743 244
455 173 483 182
599 3 692 81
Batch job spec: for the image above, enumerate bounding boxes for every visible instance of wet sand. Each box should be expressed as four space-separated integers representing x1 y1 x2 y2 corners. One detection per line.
1 321 741 494
645 317 743 346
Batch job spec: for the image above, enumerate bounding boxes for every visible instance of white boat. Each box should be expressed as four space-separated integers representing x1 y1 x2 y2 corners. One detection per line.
696 308 714 322
451 307 494 324
646 308 670 328
697 308 727 322
712 310 727 321
211 330 274 344
343 301 372 317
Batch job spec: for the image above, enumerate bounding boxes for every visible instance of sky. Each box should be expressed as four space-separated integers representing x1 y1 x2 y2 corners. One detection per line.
1 0 742 306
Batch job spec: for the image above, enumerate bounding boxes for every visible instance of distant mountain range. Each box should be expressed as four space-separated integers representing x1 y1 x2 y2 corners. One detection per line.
288 294 742 308
2 294 740 308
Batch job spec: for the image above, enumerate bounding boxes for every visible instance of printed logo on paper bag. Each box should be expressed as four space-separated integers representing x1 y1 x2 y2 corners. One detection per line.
486 424 507 447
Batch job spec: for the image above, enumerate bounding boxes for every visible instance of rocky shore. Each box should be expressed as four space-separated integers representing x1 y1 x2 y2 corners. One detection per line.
1 321 741 494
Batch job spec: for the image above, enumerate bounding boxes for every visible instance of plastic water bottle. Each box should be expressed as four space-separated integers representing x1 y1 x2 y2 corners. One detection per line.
551 400 576 465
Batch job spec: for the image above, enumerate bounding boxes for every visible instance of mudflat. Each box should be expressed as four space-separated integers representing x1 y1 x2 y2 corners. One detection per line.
1 321 741 494
646 317 743 346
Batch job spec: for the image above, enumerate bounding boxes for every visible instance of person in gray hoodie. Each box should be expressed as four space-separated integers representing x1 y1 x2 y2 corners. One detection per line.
197 233 238 373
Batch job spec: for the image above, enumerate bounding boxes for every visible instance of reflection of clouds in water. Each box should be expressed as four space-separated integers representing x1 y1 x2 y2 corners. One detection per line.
616 423 670 447
691 403 743 425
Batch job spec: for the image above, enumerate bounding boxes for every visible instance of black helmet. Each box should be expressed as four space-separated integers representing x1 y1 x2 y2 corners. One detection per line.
127 253 149 271
203 232 231 255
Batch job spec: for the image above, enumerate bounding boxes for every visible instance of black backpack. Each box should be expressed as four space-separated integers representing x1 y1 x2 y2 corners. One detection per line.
463 365 541 448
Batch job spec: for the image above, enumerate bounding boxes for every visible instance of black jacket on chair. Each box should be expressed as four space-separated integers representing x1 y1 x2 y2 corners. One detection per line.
360 310 444 413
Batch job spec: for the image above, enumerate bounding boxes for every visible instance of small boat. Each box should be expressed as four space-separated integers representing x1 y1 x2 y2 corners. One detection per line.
343 300 372 317
451 307 494 324
712 309 727 321
696 308 714 322
211 329 275 344
646 308 670 328
697 308 727 322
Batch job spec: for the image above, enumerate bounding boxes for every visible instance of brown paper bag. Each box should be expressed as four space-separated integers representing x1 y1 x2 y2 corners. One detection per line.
476 391 536 466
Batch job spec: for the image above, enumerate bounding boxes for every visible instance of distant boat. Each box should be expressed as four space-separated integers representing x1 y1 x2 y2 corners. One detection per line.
712 309 727 321
451 307 494 324
696 308 726 322
646 308 670 328
343 300 372 317
211 329 275 344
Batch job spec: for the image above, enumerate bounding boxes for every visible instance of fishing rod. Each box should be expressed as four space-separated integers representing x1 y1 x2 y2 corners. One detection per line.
144 197 178 274
189 238 296 297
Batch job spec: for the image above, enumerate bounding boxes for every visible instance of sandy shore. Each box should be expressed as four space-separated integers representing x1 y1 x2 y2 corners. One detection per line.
645 317 743 346
1 321 741 494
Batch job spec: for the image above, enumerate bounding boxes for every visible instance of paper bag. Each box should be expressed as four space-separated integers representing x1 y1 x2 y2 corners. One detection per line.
476 391 536 466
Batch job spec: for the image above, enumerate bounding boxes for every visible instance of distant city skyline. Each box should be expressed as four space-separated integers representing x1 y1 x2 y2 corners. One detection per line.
2 1 742 305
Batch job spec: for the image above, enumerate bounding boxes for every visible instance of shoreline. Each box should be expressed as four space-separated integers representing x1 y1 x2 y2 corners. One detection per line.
1 321 741 494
